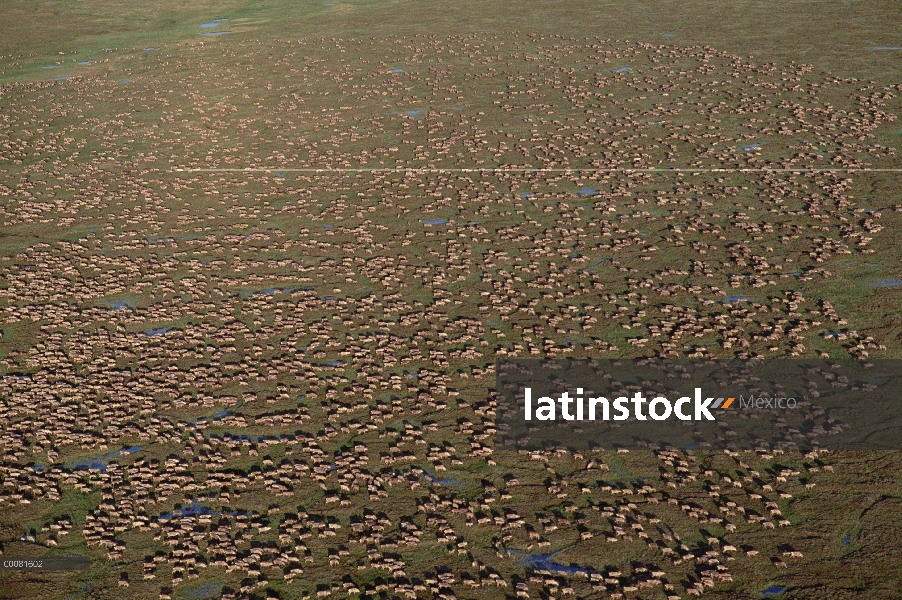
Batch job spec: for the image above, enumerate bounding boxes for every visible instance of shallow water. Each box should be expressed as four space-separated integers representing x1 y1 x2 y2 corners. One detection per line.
108 300 134 311
68 446 141 472
184 582 223 600
423 218 447 225
156 501 220 521
421 471 459 486
207 432 296 443
762 585 785 596
507 549 593 575
211 409 232 420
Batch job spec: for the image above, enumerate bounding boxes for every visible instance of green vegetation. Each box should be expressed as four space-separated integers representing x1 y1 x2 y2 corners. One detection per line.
2 0 902 597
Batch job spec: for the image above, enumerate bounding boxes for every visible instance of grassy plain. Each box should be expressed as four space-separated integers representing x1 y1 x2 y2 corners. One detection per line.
1 0 902 598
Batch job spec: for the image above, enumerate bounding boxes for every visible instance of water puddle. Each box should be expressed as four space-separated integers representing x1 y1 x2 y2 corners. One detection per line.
156 501 220 521
67 446 141 472
206 432 296 443
421 470 460 486
184 582 223 599
507 549 594 576
239 286 306 298
108 300 135 311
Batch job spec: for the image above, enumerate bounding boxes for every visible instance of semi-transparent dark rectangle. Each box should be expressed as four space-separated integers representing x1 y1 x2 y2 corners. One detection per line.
495 359 902 451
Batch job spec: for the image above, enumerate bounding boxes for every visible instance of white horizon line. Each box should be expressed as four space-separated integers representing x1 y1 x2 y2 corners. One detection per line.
173 167 902 173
